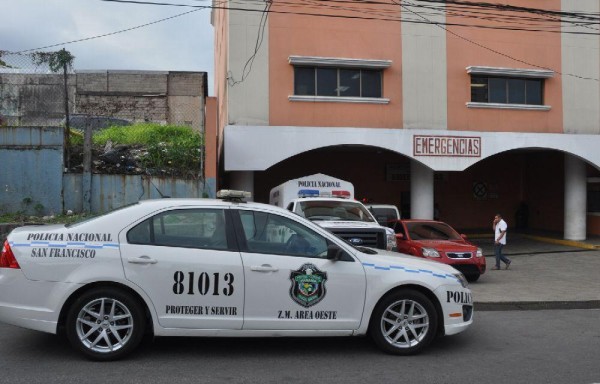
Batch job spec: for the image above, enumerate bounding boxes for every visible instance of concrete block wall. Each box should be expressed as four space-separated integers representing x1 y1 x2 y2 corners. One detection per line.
0 73 76 126
76 94 168 124
1 70 207 130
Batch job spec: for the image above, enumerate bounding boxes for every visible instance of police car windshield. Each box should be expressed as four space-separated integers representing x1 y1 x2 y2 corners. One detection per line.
296 201 376 223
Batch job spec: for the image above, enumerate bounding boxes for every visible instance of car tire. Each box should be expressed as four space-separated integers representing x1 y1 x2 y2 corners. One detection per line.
65 287 145 361
369 289 438 355
466 273 480 283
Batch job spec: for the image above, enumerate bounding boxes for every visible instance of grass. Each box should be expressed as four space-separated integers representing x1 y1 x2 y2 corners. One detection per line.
70 123 203 175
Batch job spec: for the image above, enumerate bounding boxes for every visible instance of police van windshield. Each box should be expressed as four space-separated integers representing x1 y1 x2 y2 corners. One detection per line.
295 201 376 223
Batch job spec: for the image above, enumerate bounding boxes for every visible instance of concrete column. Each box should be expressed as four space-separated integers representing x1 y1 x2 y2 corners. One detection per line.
564 154 587 240
229 171 255 201
410 161 434 219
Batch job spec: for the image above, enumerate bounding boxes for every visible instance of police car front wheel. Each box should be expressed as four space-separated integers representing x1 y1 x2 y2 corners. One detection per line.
369 289 438 355
65 287 146 361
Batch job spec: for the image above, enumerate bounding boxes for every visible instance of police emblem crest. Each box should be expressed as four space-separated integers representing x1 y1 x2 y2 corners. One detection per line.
289 263 328 308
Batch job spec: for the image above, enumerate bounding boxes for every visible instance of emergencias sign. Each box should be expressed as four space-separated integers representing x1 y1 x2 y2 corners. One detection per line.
413 135 481 157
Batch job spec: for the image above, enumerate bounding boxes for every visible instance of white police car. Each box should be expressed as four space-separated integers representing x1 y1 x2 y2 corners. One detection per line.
0 191 473 360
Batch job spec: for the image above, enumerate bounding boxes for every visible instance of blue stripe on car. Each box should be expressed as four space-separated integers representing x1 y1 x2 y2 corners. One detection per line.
362 262 460 283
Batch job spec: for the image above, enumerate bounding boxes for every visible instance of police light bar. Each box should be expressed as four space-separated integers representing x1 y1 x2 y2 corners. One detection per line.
332 190 351 199
217 190 251 200
298 189 319 198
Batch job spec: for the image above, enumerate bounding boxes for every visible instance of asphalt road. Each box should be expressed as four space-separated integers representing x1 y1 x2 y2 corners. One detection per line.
0 309 599 384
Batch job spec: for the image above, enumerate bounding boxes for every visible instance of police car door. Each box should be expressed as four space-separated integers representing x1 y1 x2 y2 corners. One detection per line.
234 207 367 331
120 207 244 330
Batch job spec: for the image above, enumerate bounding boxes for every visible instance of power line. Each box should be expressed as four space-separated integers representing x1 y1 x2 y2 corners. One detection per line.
101 0 600 35
228 1 273 86
11 0 598 55
397 0 599 82
97 0 600 82
7 0 598 83
9 7 205 54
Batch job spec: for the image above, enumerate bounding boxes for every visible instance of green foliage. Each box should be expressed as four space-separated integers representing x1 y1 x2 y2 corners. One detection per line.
31 48 75 72
0 50 11 68
73 123 203 176
34 203 45 216
92 123 202 146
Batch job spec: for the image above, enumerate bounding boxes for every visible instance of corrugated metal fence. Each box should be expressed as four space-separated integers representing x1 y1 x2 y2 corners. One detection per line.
0 126 212 216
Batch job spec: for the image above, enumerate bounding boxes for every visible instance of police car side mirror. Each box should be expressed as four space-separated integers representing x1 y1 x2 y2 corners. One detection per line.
326 244 344 261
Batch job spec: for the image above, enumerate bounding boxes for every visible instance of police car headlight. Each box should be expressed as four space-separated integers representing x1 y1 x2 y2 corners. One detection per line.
385 229 396 251
453 273 469 288
476 247 483 258
422 247 440 258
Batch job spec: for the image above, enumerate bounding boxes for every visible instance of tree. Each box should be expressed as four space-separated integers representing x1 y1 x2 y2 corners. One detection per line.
0 50 11 68
31 48 75 167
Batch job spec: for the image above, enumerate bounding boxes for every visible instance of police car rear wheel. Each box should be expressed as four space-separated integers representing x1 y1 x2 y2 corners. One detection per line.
65 287 145 361
370 289 438 355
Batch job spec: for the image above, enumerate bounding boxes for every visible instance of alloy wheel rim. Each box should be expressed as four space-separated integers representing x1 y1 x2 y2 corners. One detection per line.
380 299 429 349
75 297 134 353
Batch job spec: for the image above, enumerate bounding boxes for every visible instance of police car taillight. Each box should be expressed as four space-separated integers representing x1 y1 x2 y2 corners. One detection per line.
0 241 20 269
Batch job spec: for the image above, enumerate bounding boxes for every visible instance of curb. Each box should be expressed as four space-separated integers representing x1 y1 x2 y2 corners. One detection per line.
475 300 600 311
467 232 600 250
521 234 600 250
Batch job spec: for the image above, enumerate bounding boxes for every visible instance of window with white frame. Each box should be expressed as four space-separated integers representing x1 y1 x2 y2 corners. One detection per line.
466 66 553 111
471 76 543 105
289 56 391 104
294 66 383 98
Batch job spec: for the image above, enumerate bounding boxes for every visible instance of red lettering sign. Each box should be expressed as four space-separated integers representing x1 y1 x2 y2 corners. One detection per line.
413 135 481 157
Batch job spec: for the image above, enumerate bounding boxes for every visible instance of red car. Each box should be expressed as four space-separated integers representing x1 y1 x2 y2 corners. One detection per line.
392 220 486 282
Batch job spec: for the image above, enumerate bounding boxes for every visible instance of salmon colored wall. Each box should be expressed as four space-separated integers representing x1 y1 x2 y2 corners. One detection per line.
446 0 563 133
268 2 403 128
213 6 229 163
204 97 217 180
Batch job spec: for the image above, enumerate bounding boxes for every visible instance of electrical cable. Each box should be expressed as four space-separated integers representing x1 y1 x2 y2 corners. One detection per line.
9 7 205 54
396 0 599 82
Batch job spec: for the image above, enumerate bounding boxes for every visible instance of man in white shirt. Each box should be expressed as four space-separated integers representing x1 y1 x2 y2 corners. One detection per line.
492 213 511 270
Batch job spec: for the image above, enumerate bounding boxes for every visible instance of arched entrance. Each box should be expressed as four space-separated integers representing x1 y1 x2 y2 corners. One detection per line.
223 125 600 238
230 145 600 238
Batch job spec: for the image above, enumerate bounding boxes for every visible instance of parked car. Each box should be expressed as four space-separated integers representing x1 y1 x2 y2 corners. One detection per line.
392 219 486 282
366 203 401 228
0 191 473 360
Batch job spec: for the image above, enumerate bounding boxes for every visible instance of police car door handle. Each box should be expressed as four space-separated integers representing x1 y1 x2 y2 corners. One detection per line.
250 264 278 272
128 256 158 265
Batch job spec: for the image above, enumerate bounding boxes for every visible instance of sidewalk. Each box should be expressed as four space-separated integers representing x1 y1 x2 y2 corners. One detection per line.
467 233 600 310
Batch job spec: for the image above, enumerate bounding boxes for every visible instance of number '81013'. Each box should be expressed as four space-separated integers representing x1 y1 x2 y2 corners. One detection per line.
173 271 234 296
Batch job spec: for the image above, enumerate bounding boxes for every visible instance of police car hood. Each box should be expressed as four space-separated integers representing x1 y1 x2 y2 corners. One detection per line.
355 248 461 276
314 220 383 229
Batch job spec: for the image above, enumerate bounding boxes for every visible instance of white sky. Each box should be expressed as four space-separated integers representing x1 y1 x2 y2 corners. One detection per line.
0 0 215 94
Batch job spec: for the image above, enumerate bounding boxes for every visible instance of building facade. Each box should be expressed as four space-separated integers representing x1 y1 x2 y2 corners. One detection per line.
210 0 600 238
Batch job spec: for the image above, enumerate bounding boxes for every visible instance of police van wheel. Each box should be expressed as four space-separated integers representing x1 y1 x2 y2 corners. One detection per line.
65 287 145 361
369 289 438 355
